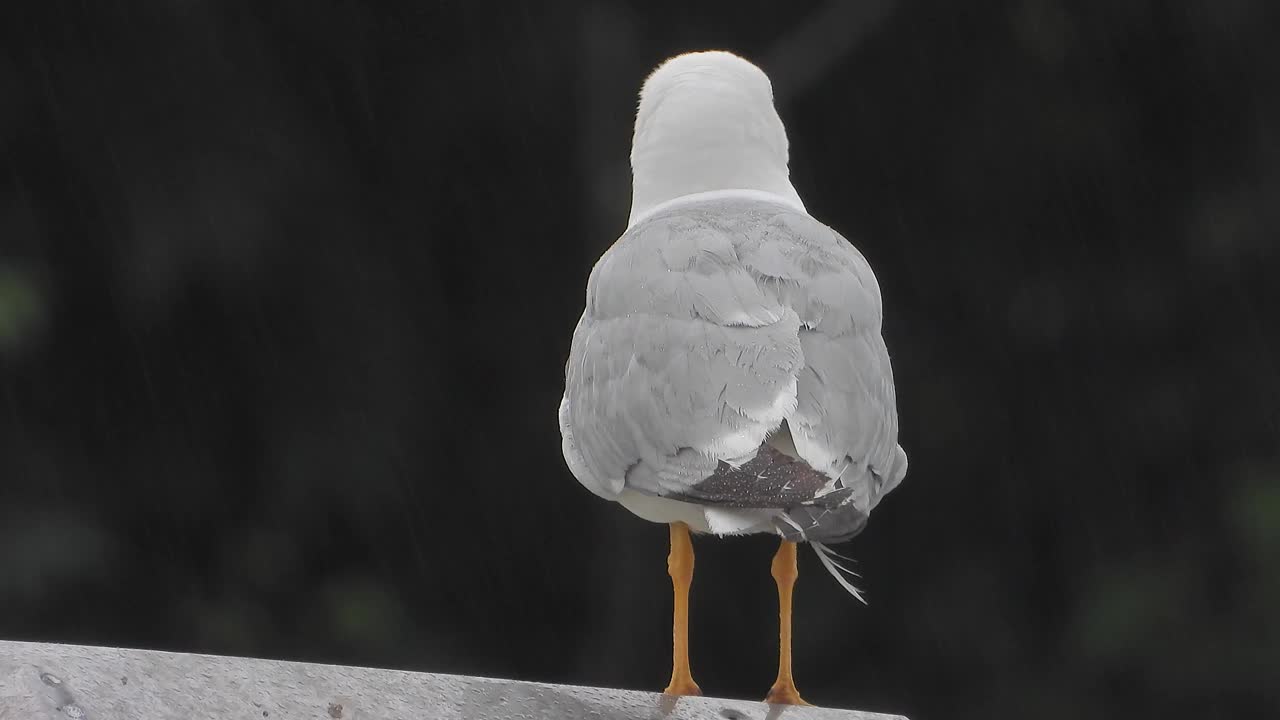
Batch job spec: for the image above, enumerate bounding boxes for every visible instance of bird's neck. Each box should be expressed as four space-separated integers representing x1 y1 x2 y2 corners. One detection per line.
628 143 803 227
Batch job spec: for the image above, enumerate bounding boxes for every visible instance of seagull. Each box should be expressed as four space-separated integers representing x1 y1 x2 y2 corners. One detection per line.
559 50 908 706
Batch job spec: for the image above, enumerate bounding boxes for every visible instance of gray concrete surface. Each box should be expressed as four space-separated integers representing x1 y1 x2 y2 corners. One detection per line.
0 640 906 720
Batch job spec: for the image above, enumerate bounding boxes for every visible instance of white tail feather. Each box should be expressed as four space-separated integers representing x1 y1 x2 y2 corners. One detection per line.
811 542 867 604
816 543 859 565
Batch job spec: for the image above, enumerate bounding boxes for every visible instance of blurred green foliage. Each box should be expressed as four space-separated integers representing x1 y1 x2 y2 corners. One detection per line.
0 264 44 352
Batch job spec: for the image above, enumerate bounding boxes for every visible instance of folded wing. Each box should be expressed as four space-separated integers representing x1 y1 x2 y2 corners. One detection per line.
560 197 906 537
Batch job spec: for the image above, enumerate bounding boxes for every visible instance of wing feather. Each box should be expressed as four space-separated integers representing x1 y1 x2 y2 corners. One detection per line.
560 196 906 521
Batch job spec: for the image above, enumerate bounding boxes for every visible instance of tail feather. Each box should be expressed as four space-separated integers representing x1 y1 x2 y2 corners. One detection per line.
811 542 867 604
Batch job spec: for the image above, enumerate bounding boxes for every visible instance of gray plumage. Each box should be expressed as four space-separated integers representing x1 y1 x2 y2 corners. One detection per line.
559 195 907 544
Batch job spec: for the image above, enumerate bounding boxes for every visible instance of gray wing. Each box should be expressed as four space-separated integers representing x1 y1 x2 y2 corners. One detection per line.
741 208 908 514
560 197 906 528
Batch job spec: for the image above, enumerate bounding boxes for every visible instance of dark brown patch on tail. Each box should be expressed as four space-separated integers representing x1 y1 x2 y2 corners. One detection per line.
666 445 853 509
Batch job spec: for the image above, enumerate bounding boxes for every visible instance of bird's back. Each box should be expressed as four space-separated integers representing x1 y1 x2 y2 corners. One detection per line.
560 192 906 543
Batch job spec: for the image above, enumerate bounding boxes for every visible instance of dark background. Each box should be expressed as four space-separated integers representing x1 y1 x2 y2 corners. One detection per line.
2 1 1278 718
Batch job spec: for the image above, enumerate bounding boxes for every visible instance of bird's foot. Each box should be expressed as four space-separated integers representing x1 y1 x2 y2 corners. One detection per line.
663 675 702 697
763 681 809 706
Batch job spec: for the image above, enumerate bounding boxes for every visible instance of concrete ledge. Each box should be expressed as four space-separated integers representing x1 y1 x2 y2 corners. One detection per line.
0 640 907 719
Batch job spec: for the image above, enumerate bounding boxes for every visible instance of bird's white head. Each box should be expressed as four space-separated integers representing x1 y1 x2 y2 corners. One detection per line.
627 50 805 227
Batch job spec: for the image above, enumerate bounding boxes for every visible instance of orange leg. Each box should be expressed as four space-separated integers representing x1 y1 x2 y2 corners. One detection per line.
764 540 809 705
663 522 701 696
